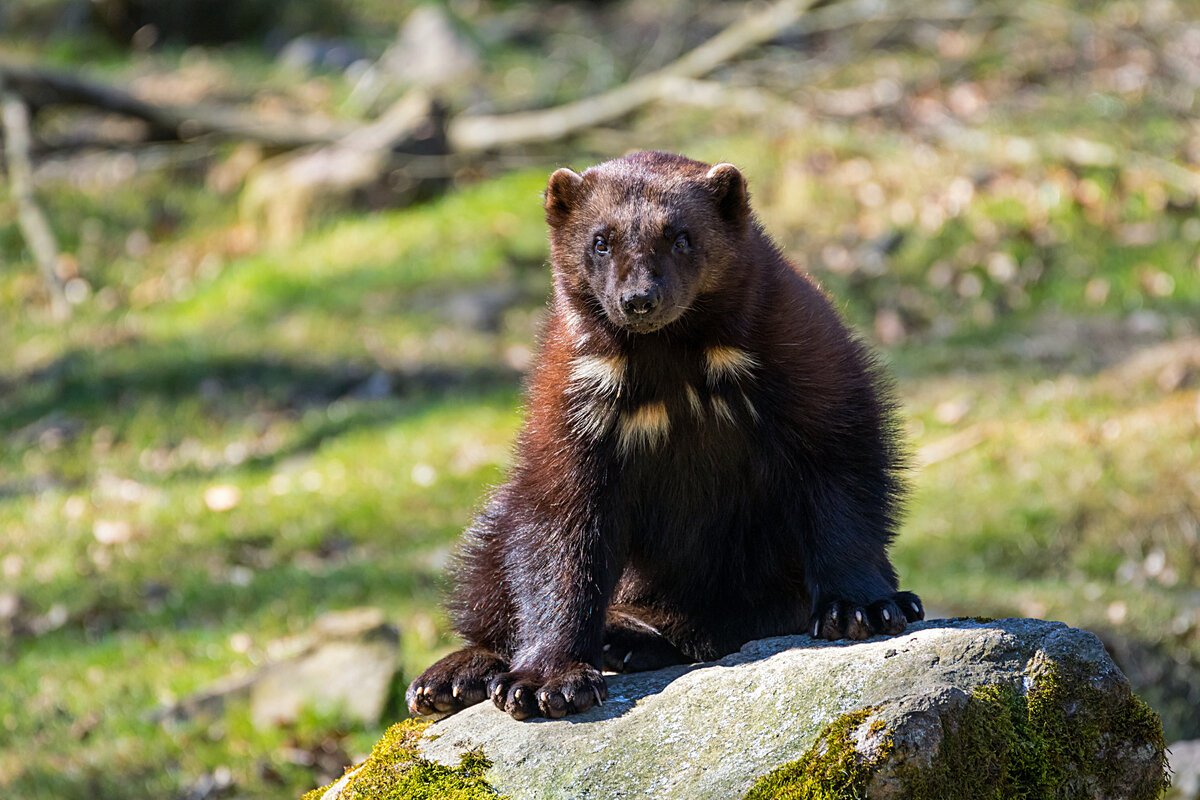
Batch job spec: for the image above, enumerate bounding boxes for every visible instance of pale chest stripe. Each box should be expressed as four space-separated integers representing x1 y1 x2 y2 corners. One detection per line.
568 354 626 397
617 401 671 455
703 345 758 386
684 384 705 420
566 354 626 439
704 345 760 425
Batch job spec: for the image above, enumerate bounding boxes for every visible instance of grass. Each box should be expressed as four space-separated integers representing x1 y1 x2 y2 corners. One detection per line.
0 166 539 798
3 2 1200 797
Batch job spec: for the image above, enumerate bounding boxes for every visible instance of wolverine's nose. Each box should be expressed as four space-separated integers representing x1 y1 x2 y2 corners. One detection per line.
621 286 662 316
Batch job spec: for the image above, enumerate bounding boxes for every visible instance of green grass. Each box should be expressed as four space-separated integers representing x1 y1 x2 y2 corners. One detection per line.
0 166 542 798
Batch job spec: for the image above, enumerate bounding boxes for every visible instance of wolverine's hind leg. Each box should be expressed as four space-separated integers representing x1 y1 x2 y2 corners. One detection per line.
602 605 690 673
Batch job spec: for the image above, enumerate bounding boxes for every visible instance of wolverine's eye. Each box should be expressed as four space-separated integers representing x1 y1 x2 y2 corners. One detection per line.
593 236 610 256
673 232 691 252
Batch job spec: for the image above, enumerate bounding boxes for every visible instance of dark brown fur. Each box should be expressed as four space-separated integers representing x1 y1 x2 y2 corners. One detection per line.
406 152 922 721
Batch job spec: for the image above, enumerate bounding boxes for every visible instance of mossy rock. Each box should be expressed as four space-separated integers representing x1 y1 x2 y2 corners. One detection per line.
748 663 1167 799
305 619 1167 800
302 719 507 800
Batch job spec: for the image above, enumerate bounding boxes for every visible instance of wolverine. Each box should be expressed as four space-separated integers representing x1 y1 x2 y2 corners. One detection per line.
406 151 923 721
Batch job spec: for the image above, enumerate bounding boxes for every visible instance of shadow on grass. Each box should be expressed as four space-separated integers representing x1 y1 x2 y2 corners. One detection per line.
0 340 524 485
145 557 445 637
12 519 455 652
1 342 521 427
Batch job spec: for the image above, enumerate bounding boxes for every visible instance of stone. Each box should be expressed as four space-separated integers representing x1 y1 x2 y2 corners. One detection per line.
156 607 399 729
250 632 398 729
308 618 1168 800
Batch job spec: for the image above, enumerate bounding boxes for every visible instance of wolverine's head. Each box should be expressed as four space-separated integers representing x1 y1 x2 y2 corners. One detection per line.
544 151 750 334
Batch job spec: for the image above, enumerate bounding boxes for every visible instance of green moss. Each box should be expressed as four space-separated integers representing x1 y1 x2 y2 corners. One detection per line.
302 719 508 800
744 707 892 800
745 662 1168 800
1016 662 1168 800
901 683 1040 799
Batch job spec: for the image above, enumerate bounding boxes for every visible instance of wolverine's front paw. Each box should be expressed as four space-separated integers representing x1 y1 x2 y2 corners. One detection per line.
488 662 607 720
406 646 508 717
811 591 924 641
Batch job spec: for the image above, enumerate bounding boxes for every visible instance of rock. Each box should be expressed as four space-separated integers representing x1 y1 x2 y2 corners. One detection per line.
156 607 399 729
1168 740 1200 799
308 619 1168 800
251 609 400 729
153 671 259 725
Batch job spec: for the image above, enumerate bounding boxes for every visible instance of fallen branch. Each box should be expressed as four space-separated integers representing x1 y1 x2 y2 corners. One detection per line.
447 0 825 152
1 81 70 319
0 60 356 148
241 91 445 244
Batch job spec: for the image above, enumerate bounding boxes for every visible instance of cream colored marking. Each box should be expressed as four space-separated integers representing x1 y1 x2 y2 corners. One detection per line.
710 395 736 425
568 354 626 397
684 384 705 419
569 397 617 440
704 346 757 385
741 391 760 423
562 305 589 345
617 401 670 454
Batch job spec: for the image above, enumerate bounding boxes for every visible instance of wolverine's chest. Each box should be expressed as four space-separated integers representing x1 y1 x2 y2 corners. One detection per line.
562 339 766 459
555 336 794 571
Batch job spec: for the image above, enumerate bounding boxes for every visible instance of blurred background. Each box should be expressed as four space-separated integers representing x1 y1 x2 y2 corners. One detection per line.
1 0 1198 797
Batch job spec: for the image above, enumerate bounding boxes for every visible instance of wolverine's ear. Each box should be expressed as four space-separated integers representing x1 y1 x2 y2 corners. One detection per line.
545 167 584 227
705 163 748 226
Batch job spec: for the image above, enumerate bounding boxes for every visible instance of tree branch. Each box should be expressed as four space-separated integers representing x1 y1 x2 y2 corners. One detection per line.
0 60 356 148
447 0 824 152
240 91 445 244
1 82 70 319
